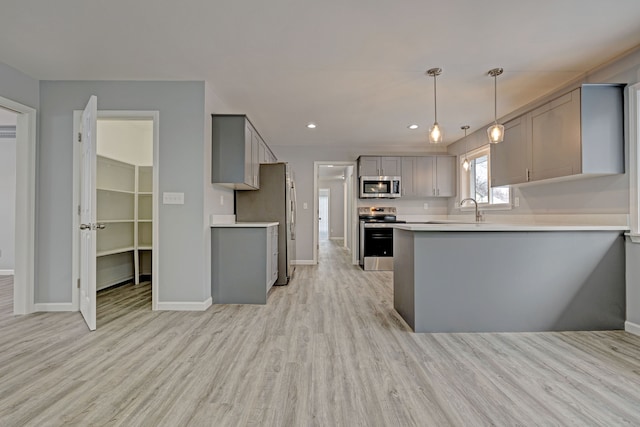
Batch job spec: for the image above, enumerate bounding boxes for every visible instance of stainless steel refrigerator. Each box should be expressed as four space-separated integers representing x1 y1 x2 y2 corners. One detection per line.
235 162 296 285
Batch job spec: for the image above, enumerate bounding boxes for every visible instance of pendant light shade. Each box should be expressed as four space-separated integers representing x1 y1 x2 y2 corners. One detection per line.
487 68 504 144
461 125 470 171
427 68 444 144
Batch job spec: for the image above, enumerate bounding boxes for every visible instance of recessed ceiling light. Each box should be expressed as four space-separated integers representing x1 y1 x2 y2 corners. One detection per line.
327 165 334 168
307 123 317 129
408 124 419 130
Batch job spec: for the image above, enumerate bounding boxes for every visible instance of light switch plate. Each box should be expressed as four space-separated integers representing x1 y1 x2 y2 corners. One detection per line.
163 192 184 205
303 202 308 210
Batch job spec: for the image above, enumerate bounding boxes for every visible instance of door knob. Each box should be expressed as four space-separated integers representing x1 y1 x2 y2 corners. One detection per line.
96 223 106 230
80 224 91 230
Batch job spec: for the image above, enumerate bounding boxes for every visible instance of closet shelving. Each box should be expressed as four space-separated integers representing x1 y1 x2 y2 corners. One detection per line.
96 155 152 289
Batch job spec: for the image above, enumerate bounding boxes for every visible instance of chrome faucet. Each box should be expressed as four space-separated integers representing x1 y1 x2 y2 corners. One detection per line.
460 198 482 222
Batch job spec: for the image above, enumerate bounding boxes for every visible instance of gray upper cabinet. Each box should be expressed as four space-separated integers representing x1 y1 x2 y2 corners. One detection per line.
490 84 624 186
401 157 416 197
530 89 582 181
212 114 276 190
251 132 260 188
415 157 435 197
358 156 401 176
435 156 456 197
491 115 530 187
402 156 456 198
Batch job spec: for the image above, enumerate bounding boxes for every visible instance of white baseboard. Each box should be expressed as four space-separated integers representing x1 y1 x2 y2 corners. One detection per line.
0 269 15 275
34 302 75 312
292 260 316 265
157 297 212 311
625 321 640 336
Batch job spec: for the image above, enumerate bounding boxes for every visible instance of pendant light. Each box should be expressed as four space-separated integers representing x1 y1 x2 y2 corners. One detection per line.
487 67 504 144
461 125 470 171
427 68 444 144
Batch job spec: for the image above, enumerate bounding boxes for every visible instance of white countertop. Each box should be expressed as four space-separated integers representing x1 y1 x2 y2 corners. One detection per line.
211 222 279 228
394 222 629 232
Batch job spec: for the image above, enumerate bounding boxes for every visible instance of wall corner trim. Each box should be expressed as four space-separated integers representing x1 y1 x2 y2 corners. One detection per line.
625 321 640 336
34 303 75 312
156 297 212 311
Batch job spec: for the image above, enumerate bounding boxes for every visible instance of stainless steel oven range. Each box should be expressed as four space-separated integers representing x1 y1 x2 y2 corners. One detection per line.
359 207 405 271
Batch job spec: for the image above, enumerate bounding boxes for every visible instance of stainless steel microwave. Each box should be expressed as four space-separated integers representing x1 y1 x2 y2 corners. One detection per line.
359 176 401 198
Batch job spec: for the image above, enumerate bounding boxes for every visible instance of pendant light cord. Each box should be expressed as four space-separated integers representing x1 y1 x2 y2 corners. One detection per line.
433 73 438 123
494 74 498 124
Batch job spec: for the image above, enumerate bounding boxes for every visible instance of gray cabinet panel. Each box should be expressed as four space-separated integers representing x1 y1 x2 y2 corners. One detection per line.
358 156 380 176
401 157 416 197
358 156 401 176
394 229 625 333
400 156 455 198
415 157 435 197
491 115 530 186
381 157 401 176
488 84 623 186
212 114 277 190
435 156 456 197
211 225 277 304
531 89 581 181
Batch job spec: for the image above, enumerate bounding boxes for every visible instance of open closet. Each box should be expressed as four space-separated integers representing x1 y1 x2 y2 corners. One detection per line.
95 119 153 293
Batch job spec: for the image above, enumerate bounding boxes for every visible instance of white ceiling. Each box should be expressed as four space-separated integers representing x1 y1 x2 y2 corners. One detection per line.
2 1 640 148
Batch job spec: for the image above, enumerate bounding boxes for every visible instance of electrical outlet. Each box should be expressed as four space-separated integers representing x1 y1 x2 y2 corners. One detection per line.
423 203 429 210
303 202 308 210
220 195 224 206
163 192 184 205
514 197 520 207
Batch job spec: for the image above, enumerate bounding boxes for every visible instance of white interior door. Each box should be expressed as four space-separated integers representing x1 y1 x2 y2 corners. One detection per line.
79 96 97 331
319 189 329 241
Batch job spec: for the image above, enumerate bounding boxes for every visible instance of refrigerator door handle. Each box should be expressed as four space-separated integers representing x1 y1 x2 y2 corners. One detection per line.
290 183 297 240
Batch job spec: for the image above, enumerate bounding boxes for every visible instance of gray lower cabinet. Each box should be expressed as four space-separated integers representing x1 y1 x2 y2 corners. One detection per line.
211 224 278 304
490 84 624 186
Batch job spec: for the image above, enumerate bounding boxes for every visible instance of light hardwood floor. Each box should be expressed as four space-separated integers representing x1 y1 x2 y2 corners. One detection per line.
2 241 640 425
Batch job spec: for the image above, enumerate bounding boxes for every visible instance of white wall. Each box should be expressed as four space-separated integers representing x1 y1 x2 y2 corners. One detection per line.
38 81 209 304
0 62 38 278
0 129 16 271
97 120 153 166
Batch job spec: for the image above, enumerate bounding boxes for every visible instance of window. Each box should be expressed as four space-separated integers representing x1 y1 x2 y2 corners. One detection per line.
459 145 510 208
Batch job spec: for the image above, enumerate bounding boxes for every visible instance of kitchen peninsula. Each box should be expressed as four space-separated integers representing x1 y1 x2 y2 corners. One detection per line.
393 223 628 333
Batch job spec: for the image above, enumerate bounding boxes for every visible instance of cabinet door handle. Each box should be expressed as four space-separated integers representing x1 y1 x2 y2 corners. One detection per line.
526 168 530 182
437 188 440 196
432 188 435 196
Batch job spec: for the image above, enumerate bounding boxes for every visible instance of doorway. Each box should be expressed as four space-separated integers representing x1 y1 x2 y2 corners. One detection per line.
0 105 19 316
0 96 36 315
72 110 160 328
313 161 357 265
95 118 154 317
0 107 17 279
319 189 330 241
